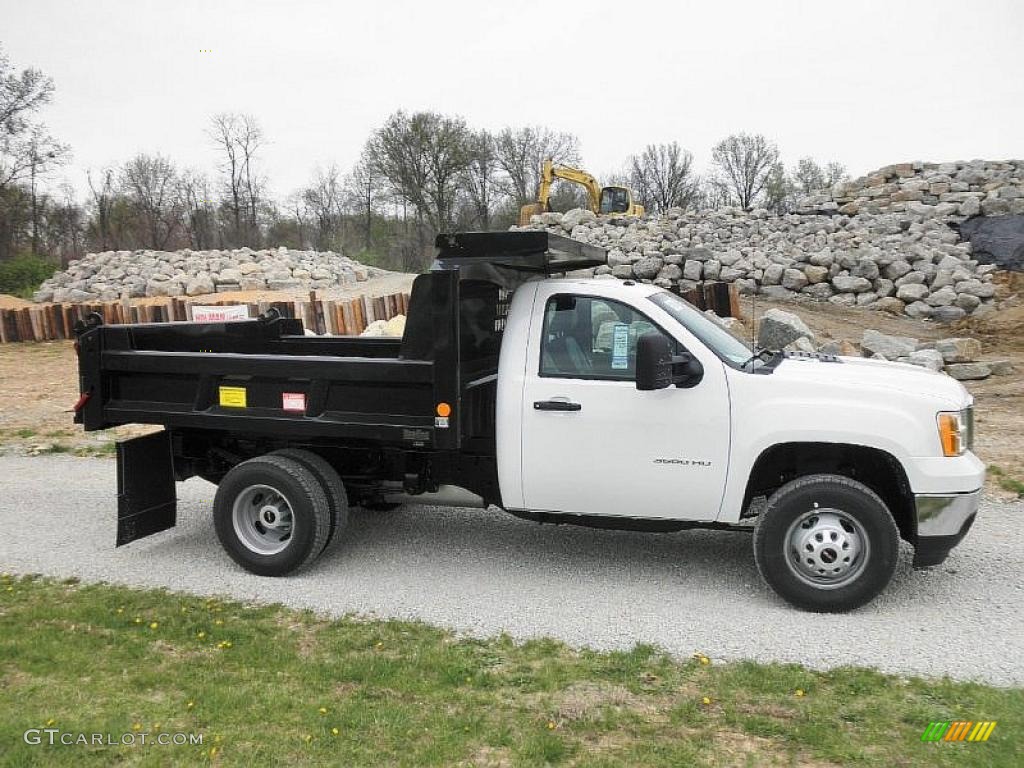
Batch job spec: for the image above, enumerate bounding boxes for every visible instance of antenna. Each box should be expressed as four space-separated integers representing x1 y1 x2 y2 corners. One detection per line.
750 285 757 353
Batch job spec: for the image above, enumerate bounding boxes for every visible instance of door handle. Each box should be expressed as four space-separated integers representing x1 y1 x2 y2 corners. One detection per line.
533 400 582 412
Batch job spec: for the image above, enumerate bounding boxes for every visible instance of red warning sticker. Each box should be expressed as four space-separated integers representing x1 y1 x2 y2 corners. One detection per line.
282 392 306 412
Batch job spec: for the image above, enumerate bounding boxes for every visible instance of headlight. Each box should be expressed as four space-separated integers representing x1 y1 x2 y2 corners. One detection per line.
937 407 973 457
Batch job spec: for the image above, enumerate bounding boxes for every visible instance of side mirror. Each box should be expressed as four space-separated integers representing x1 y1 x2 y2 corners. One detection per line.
636 332 705 391
636 333 673 390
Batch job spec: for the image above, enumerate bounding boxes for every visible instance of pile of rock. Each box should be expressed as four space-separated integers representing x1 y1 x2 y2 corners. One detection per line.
751 308 1012 381
32 247 388 303
796 160 1024 219
520 205 998 322
516 159 1024 322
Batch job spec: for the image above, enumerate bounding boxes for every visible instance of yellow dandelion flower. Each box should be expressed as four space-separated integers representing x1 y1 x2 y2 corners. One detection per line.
5 586 11 592
546 721 556 730
132 722 142 732
375 641 383 649
45 719 55 726
153 723 160 730
214 619 223 626
116 607 124 614
702 697 711 706
318 707 327 715
134 617 142 624
187 701 195 710
304 734 312 743
209 746 218 757
149 622 158 630
795 689 805 697
223 641 232 648
331 727 339 736
197 631 206 639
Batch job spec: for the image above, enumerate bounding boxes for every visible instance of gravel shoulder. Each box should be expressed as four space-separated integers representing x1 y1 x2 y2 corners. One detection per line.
3 455 1022 686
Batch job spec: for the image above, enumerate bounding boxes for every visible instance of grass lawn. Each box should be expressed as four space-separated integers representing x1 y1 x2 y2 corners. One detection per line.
0 574 1020 767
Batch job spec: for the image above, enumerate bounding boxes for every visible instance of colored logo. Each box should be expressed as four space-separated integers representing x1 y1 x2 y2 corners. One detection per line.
921 721 997 742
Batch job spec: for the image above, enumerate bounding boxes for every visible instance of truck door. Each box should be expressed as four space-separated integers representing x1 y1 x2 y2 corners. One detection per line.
520 290 731 520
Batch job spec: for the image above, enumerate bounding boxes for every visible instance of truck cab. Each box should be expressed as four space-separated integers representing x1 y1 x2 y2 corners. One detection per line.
75 231 985 612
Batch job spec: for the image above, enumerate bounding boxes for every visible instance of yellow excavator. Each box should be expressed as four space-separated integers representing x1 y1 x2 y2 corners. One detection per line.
518 159 644 226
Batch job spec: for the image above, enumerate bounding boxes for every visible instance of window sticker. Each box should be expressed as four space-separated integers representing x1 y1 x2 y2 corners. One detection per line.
611 323 629 369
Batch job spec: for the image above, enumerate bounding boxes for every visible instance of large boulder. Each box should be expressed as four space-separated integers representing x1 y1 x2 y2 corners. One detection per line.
186 273 215 296
934 337 982 363
945 362 991 381
861 329 919 360
757 308 815 349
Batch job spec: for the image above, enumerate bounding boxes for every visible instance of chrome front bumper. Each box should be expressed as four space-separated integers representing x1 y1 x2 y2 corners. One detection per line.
913 489 981 567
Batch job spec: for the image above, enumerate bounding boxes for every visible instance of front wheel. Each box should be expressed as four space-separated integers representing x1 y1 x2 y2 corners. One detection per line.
753 474 899 612
213 455 331 576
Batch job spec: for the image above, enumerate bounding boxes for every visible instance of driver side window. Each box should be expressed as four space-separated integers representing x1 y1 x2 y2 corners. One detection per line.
540 294 675 380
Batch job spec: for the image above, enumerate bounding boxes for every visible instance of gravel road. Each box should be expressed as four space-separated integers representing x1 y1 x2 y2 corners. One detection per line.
3 455 1022 685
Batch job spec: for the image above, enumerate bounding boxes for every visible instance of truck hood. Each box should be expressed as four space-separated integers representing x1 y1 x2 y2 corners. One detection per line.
769 355 970 409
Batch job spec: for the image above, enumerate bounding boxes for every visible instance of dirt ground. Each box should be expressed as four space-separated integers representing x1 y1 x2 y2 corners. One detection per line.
1 275 1021 496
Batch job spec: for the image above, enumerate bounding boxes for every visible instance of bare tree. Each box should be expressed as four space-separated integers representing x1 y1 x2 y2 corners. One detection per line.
86 168 118 251
366 111 473 256
792 157 826 196
208 113 265 245
302 164 345 250
763 162 795 214
344 156 382 252
0 45 54 133
710 133 779 210
824 161 849 188
177 169 216 249
493 126 580 209
461 130 499 229
120 153 181 249
0 45 65 202
628 142 698 213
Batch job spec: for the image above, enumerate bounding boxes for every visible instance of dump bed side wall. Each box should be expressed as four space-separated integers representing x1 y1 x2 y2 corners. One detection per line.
75 271 461 451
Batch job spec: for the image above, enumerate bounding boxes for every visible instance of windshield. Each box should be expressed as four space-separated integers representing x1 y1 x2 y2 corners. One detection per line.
648 291 752 368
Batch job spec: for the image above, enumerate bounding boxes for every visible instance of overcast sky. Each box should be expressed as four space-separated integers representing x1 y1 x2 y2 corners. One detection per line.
3 0 1022 200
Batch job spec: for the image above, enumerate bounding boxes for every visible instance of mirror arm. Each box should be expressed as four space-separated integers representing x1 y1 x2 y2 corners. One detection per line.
668 354 703 388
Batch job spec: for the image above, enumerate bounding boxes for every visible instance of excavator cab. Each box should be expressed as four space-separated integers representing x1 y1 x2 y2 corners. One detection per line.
599 186 632 214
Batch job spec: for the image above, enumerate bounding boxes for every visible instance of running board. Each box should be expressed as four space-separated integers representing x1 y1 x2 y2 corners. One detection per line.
116 431 177 546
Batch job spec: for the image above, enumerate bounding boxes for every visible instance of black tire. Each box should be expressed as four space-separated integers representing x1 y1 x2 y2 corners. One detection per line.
753 473 899 613
213 455 331 576
271 448 349 552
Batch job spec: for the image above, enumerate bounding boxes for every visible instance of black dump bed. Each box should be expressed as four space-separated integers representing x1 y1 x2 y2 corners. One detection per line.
73 232 605 455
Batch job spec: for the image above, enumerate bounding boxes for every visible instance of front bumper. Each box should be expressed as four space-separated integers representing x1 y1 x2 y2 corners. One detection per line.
913 489 981 567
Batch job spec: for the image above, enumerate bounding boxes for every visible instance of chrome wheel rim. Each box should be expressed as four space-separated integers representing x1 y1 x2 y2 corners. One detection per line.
784 507 869 589
232 484 294 555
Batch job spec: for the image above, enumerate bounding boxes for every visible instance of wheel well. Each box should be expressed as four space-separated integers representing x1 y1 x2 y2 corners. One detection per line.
743 442 916 543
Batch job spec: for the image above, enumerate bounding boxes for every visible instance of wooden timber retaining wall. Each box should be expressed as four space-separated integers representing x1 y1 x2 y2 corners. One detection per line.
0 291 410 343
0 282 737 344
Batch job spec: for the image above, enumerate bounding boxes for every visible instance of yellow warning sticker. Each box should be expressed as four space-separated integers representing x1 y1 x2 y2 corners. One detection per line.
218 386 247 408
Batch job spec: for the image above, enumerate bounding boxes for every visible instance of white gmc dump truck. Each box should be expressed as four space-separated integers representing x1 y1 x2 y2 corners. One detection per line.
75 232 984 612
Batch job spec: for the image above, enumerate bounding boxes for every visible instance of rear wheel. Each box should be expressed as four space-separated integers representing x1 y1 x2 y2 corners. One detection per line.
214 455 331 576
753 474 899 612
271 448 348 552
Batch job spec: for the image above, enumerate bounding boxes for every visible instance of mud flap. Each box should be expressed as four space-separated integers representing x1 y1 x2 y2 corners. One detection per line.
116 431 177 546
